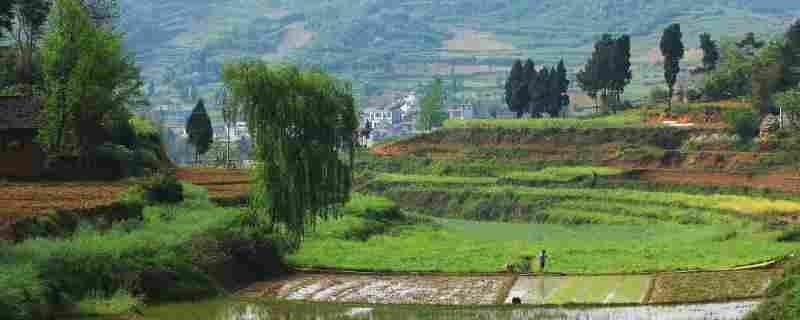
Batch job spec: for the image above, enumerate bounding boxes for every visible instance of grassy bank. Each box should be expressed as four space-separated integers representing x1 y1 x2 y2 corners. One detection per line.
443 111 652 130
0 184 286 320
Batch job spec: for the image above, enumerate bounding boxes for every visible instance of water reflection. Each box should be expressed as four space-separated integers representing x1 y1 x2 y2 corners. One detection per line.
202 300 759 320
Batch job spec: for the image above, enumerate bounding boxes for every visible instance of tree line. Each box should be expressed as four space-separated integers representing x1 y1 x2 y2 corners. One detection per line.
504 59 570 118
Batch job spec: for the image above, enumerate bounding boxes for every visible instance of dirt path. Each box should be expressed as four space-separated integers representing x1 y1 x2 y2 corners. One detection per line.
239 266 783 306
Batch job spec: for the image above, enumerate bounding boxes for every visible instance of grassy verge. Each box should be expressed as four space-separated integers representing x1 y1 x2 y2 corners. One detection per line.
443 110 654 130
745 258 800 319
0 184 287 320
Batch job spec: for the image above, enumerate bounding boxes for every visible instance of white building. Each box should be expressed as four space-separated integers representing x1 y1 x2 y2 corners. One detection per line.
447 104 475 120
362 107 402 129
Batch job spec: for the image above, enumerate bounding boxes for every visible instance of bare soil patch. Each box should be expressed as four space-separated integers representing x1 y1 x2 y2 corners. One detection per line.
444 30 514 52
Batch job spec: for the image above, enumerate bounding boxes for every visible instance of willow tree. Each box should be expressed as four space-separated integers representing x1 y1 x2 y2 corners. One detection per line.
222 61 358 245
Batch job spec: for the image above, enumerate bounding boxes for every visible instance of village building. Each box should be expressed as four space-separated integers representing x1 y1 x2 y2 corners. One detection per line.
447 103 475 120
361 106 402 129
0 96 46 177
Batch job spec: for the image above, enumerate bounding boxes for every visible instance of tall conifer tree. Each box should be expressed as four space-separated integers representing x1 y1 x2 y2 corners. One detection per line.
660 23 685 112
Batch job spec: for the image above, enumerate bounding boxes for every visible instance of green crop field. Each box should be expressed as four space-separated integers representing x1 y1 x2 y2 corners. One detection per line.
502 166 628 183
291 214 795 273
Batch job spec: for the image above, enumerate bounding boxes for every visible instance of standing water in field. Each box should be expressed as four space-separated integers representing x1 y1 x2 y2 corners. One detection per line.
132 299 760 320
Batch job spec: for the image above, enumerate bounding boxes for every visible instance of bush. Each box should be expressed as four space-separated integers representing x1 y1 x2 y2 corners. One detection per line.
680 133 739 152
778 226 800 242
722 108 761 141
139 174 184 204
649 87 670 104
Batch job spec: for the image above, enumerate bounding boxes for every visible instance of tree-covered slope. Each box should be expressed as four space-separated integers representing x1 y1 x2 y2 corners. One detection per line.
119 0 799 111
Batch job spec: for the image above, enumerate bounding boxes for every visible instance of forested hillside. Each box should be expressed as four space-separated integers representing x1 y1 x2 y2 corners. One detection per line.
119 0 799 113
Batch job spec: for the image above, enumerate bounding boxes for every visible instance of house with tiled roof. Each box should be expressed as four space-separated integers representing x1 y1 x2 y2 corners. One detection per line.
0 96 46 177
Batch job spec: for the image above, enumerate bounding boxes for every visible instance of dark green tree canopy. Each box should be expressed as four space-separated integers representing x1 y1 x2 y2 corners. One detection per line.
222 61 357 243
577 33 631 113
186 99 213 156
505 59 527 117
699 33 720 71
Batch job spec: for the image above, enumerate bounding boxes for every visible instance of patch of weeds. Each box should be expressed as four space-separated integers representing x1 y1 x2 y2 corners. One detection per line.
778 226 800 242
712 229 739 242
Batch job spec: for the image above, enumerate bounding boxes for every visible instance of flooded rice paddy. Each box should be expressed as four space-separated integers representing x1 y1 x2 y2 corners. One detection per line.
135 299 760 320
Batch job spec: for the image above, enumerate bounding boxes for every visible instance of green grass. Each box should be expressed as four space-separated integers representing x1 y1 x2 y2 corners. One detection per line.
290 215 797 273
443 111 655 129
76 290 143 316
502 166 627 183
375 173 498 185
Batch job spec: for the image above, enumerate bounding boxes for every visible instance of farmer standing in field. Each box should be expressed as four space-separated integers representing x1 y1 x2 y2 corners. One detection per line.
538 250 547 272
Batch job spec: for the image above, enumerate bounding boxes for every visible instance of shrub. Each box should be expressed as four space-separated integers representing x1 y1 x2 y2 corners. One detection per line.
139 174 184 204
649 87 670 104
778 226 800 242
722 108 761 141
680 133 739 152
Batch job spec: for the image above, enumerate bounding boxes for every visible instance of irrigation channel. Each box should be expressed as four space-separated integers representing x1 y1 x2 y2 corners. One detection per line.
93 267 780 320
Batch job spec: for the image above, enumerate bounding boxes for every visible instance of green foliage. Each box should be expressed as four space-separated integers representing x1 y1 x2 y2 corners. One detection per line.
39 0 143 164
222 61 357 242
703 41 754 100
417 78 447 131
722 108 761 141
660 23 685 110
778 226 800 242
775 88 800 128
139 174 184 204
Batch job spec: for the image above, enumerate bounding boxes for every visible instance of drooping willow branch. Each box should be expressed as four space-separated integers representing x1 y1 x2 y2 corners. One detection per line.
222 61 357 243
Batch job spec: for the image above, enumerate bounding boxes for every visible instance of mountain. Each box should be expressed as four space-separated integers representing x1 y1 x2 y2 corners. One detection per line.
118 0 800 113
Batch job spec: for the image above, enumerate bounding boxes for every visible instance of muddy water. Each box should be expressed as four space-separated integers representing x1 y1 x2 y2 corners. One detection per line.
136 299 760 320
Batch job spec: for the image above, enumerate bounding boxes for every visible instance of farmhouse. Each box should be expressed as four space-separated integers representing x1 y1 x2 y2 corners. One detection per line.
0 96 45 177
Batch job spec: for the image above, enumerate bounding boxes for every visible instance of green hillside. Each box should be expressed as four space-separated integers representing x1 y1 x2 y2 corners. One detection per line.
119 0 799 112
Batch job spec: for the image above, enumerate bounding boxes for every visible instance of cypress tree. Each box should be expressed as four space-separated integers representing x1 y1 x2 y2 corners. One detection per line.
529 67 549 118
186 99 213 164
556 60 570 117
522 59 537 116
660 23 685 113
505 60 526 118
611 35 632 112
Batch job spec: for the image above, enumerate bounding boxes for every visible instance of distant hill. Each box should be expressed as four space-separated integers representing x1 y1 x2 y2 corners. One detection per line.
119 0 799 113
